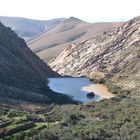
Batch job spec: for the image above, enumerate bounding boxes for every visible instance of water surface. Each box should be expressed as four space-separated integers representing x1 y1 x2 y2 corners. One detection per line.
48 78 114 103
48 78 100 103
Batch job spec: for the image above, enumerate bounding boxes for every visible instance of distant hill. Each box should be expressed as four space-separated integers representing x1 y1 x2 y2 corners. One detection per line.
0 16 123 63
0 22 73 104
0 16 65 40
28 17 123 62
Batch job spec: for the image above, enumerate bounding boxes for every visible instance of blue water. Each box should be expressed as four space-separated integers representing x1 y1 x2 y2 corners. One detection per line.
48 78 101 103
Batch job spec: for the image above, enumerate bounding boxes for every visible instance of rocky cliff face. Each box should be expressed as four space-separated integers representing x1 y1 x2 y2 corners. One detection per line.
0 22 61 103
49 16 140 89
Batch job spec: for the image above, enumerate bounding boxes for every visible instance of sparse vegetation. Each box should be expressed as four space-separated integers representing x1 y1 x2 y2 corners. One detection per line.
1 87 139 140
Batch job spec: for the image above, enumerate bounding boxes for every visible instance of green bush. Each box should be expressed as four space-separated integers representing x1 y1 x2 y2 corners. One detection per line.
106 82 121 94
5 122 35 136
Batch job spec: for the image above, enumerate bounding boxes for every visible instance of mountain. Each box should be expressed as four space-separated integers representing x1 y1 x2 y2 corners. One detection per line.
0 22 73 104
47 16 140 139
28 17 123 62
49 16 140 90
0 16 65 40
0 17 140 140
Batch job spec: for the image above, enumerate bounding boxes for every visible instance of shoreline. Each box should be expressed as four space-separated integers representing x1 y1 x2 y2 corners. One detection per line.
82 84 115 99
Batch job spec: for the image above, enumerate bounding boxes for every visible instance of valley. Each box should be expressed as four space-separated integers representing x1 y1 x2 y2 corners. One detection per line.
0 15 140 140
29 20 123 62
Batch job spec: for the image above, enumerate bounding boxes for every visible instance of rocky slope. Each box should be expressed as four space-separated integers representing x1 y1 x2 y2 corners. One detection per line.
49 16 140 90
0 16 65 40
0 22 71 104
28 17 123 62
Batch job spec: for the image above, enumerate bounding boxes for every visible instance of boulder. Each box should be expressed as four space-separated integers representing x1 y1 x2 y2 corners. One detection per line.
87 92 95 98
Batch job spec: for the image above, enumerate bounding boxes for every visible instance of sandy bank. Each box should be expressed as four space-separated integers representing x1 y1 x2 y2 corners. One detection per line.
82 84 115 99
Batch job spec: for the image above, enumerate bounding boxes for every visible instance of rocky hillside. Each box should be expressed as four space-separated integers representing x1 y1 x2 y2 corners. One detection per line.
49 16 140 90
0 22 73 104
0 16 65 40
28 17 122 62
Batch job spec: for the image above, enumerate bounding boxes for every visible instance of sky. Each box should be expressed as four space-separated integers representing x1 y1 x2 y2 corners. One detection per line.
0 0 140 22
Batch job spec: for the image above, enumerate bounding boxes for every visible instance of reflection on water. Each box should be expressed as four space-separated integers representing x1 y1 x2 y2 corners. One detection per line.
48 78 100 103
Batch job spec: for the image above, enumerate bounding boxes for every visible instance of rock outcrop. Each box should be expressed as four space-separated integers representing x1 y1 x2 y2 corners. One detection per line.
49 16 140 89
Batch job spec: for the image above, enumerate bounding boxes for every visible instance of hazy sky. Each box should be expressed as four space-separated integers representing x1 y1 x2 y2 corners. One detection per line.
0 0 140 22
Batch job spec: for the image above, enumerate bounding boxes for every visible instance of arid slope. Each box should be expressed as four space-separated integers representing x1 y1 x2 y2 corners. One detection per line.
0 22 68 104
0 16 65 40
49 16 140 90
28 17 123 62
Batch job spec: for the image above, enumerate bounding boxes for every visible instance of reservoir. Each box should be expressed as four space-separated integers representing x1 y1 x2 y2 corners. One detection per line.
48 78 114 103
